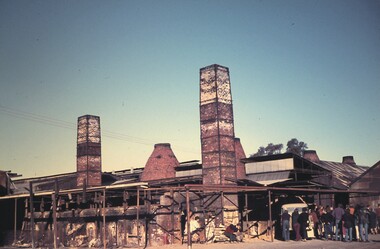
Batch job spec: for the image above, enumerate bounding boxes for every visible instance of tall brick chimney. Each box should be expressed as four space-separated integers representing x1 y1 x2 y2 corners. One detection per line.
235 138 246 179
200 64 237 185
200 64 238 226
76 115 102 187
140 143 179 181
303 150 320 163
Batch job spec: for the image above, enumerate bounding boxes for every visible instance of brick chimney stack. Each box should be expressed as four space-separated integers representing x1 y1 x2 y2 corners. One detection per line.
76 115 102 187
199 64 238 226
342 156 356 166
235 138 246 179
199 64 237 185
140 143 179 181
303 150 320 163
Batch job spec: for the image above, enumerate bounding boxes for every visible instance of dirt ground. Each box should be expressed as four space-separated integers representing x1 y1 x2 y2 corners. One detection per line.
1 234 379 249
158 233 380 249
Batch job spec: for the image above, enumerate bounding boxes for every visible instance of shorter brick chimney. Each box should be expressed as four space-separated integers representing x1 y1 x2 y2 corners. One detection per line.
342 156 356 166
140 143 179 181
303 150 320 163
235 138 246 179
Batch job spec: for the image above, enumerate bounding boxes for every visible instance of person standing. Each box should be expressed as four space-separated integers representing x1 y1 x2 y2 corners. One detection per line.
332 203 345 241
321 206 334 240
298 207 309 241
342 208 354 242
369 207 377 234
281 209 291 241
358 205 370 242
310 206 320 239
349 205 358 241
292 208 301 241
375 204 380 234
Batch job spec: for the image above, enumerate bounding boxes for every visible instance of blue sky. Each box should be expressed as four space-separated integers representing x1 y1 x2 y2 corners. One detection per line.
0 0 379 178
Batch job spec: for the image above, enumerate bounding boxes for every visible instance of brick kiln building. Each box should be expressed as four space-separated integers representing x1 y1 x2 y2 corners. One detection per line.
0 64 379 248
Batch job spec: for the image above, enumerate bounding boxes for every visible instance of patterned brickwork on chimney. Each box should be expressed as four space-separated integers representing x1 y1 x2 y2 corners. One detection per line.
140 143 179 181
200 64 237 185
76 115 102 187
235 138 246 179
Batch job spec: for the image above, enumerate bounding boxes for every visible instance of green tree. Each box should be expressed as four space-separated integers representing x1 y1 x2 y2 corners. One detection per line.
250 138 307 157
286 138 308 156
250 143 283 157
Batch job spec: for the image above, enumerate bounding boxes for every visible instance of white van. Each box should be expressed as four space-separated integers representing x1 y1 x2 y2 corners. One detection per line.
281 203 314 238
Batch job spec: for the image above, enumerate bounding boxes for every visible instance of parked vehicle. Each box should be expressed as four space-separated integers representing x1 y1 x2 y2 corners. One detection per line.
281 202 314 238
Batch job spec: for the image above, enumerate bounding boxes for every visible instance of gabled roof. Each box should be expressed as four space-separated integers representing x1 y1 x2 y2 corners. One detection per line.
350 160 380 187
242 152 367 190
313 160 367 189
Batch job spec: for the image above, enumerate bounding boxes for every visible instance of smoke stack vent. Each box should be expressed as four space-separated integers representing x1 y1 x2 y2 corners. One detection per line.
303 150 320 163
140 143 179 181
342 156 356 166
235 138 246 179
200 64 237 185
76 115 102 187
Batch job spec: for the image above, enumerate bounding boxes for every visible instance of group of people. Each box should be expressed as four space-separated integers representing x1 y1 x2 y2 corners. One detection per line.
281 203 380 242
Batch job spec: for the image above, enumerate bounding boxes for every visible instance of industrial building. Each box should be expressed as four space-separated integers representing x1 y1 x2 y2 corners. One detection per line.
0 64 379 248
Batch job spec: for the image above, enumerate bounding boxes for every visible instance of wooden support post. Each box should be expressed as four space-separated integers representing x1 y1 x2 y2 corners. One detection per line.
103 189 106 249
13 198 17 244
268 190 273 242
147 190 152 247
245 190 249 236
170 189 174 245
137 188 140 248
54 179 58 248
186 188 191 249
221 191 225 225
52 193 57 249
29 182 35 249
200 190 206 243
123 190 128 247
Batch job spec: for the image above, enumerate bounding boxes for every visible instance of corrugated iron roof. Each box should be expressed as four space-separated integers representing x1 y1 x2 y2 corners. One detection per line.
314 160 367 189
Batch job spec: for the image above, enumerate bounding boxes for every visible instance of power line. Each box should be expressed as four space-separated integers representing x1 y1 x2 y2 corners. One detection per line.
0 105 199 154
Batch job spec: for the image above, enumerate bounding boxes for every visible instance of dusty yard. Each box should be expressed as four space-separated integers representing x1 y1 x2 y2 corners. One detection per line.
158 233 380 249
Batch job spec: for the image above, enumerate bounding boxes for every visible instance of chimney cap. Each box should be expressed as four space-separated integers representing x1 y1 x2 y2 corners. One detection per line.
154 143 171 148
342 156 356 165
303 150 320 163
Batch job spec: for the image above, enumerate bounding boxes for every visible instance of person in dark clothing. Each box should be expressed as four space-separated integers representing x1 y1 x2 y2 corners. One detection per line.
342 209 354 242
180 208 187 239
224 224 238 242
321 207 334 240
310 206 320 239
369 207 377 234
292 208 301 241
298 207 309 241
358 205 370 242
281 210 291 241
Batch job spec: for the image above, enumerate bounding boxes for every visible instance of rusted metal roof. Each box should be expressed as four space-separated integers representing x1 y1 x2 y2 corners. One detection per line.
313 160 367 189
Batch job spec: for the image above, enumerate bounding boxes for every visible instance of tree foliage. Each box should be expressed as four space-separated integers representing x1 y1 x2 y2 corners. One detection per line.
251 143 283 157
250 138 308 157
286 138 308 156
